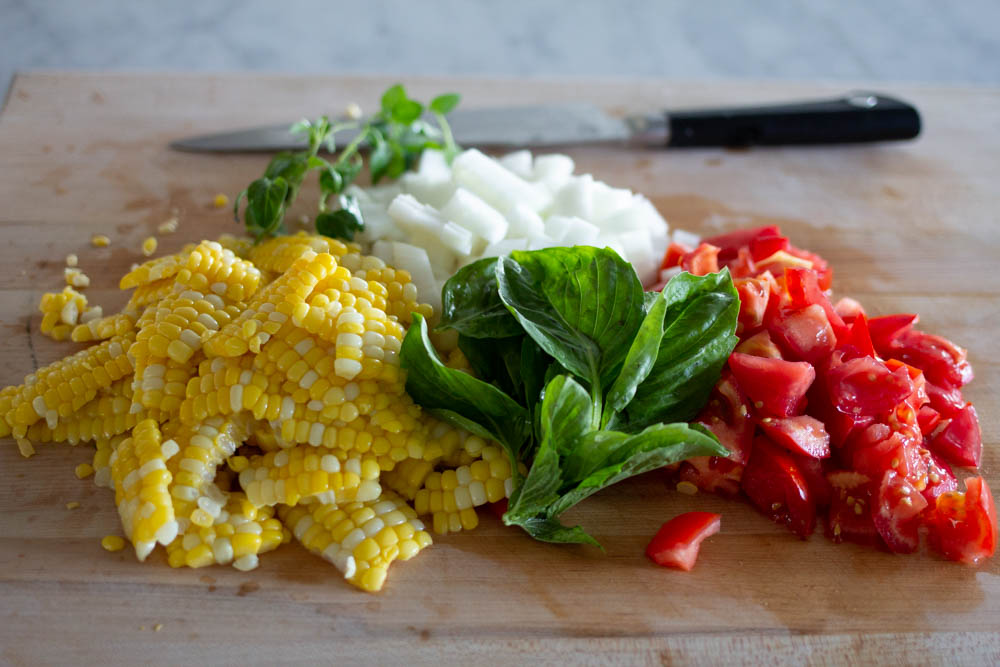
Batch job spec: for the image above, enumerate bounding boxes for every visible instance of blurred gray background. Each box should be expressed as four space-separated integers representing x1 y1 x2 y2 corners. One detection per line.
3 0 998 94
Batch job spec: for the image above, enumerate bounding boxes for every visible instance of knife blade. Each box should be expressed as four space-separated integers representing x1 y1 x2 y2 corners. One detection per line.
169 92 920 153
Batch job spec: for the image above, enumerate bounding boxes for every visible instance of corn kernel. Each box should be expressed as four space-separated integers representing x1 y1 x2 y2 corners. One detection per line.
91 234 111 248
213 193 229 208
101 535 126 552
75 462 94 479
142 236 158 257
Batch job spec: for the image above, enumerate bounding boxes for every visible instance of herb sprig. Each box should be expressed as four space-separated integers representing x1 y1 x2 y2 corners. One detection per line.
234 84 461 242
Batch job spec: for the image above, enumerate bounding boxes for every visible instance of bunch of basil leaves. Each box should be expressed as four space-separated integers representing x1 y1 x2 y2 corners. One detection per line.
400 246 741 546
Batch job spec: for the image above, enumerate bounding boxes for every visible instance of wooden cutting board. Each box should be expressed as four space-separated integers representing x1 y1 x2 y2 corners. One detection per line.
1 74 997 665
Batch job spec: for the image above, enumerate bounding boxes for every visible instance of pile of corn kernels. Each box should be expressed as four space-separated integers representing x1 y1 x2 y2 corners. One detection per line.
1 232 512 592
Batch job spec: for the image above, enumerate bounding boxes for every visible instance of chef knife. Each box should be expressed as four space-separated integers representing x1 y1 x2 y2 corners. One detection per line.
170 92 920 153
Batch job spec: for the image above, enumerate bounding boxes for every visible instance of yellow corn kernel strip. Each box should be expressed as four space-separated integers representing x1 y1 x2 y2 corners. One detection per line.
71 311 137 343
165 490 285 571
166 416 249 521
248 231 353 274
279 492 432 592
120 245 194 289
173 241 261 303
414 445 513 535
110 419 179 560
3 333 134 438
239 446 381 508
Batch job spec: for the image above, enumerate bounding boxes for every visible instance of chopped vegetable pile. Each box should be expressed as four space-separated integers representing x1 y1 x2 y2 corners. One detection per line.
3 83 994 596
658 225 995 564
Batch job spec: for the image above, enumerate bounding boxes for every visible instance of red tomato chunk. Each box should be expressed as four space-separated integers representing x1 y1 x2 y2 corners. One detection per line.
646 512 722 571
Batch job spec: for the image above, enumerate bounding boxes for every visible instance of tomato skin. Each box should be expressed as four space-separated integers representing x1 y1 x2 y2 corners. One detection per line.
825 352 914 418
659 241 692 271
741 437 816 539
844 423 926 486
769 304 836 364
873 470 928 554
681 243 721 276
728 352 816 418
749 233 790 262
676 457 744 497
867 313 919 356
889 329 973 389
783 267 848 339
734 277 771 335
727 247 757 279
928 403 983 467
792 454 832 508
734 330 784 359
917 405 942 435
704 225 782 264
758 415 831 459
927 477 997 565
837 313 877 359
833 297 865 324
925 381 965 417
646 512 722 571
785 245 833 290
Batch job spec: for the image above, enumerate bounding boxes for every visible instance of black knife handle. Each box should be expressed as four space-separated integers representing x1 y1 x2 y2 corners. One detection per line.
665 93 921 148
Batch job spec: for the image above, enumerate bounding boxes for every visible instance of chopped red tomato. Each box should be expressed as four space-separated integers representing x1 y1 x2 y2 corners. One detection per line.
783 267 848 339
703 225 782 265
681 243 721 276
733 277 771 335
769 304 836 364
890 329 974 389
741 438 815 538
872 470 928 553
833 297 865 324
825 470 879 546
927 477 997 565
837 313 876 359
646 511 722 571
917 405 942 435
655 225 987 565
867 313 918 355
748 232 790 262
920 448 958 504
928 403 983 467
728 352 815 418
694 371 753 465
785 244 833 290
758 415 831 459
926 381 965 417
659 241 692 271
734 330 784 359
825 352 914 417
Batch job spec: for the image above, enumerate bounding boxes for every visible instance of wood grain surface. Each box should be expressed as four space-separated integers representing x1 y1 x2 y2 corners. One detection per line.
0 74 997 666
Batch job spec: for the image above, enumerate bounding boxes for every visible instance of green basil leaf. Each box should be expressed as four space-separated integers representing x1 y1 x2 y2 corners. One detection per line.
380 84 407 115
457 334 523 398
438 257 522 338
496 247 644 389
504 515 601 548
245 177 288 238
506 421 562 514
520 336 552 410
619 270 740 432
539 375 592 458
551 422 727 516
602 286 670 423
400 314 530 460
430 93 461 115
